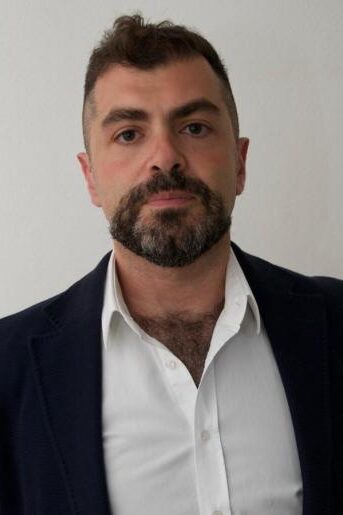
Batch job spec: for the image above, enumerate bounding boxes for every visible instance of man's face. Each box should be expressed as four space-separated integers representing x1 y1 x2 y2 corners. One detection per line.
78 57 249 267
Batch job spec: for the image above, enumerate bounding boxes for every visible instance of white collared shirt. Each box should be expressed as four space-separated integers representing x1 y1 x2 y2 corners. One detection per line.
101 247 303 515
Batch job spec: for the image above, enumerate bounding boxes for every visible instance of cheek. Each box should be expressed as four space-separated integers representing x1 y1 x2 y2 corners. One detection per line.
96 157 132 199
97 153 151 220
100 156 126 180
193 149 236 189
99 148 147 185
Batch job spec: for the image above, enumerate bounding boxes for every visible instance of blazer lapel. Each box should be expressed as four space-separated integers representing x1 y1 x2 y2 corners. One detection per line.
28 253 112 515
233 243 333 515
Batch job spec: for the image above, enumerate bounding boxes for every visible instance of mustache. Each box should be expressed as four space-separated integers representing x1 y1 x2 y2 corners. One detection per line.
124 168 212 208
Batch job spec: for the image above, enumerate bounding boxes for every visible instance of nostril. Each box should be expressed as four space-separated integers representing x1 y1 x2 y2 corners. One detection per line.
151 163 182 173
171 163 181 172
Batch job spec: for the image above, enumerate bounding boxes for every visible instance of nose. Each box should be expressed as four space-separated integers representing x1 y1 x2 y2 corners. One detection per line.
149 133 186 174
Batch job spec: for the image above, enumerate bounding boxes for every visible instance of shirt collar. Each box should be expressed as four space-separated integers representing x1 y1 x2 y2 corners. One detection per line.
101 250 137 350
222 249 261 335
101 245 261 350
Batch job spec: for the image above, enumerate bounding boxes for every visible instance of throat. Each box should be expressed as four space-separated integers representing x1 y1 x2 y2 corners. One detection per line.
131 300 224 387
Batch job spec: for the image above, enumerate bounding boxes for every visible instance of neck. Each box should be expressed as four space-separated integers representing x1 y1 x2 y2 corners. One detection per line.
113 233 231 318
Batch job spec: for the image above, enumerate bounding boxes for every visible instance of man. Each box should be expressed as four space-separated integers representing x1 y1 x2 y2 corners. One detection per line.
0 14 342 515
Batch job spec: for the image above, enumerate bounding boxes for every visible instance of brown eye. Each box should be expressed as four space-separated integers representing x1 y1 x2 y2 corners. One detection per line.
182 123 210 137
116 129 138 143
188 123 203 134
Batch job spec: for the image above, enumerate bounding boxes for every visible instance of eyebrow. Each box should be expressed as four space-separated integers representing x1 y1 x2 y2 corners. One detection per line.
100 98 221 129
170 98 220 120
101 108 148 127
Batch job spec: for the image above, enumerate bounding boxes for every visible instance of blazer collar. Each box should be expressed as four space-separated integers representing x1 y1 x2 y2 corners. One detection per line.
29 244 332 515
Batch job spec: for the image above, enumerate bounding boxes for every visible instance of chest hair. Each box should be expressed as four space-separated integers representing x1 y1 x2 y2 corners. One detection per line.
132 300 224 387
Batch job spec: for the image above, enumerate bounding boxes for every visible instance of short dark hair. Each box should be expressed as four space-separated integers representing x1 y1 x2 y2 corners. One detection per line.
82 14 239 151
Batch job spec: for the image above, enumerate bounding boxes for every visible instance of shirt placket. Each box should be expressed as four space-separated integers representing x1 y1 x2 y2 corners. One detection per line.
194 365 232 515
156 345 198 430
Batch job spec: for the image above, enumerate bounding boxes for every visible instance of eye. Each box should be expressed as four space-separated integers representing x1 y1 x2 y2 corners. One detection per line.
182 123 211 137
115 129 140 143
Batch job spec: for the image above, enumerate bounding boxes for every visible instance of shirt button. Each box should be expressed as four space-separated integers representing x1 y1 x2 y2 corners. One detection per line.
201 430 211 441
165 360 177 369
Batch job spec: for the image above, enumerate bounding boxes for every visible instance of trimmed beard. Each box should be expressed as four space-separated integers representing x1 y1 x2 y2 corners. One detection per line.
109 168 231 267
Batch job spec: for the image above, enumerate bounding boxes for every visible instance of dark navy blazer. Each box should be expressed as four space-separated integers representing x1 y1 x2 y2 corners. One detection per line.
0 243 342 514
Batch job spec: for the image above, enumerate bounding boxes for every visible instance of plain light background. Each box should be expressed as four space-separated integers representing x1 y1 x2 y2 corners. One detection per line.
1 0 342 317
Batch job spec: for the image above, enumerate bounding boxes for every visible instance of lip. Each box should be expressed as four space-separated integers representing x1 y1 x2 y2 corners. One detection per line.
147 191 195 208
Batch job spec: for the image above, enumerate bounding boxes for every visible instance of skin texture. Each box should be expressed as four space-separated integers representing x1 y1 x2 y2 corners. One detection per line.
77 56 249 385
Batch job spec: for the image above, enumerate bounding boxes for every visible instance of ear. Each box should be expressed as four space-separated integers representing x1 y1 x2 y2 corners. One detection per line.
77 152 102 207
235 137 249 196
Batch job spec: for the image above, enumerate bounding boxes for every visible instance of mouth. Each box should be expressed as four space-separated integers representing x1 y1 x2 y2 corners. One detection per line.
146 190 195 208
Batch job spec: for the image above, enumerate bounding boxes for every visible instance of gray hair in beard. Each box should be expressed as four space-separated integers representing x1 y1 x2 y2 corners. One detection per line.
109 168 231 267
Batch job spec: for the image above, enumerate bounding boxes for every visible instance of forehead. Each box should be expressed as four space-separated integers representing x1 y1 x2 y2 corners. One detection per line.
92 57 227 116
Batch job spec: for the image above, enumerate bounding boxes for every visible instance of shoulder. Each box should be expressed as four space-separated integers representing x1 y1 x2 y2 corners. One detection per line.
0 251 110 403
0 251 111 346
311 275 343 306
235 245 343 374
0 293 60 342
232 242 343 353
0 296 58 405
232 241 343 298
